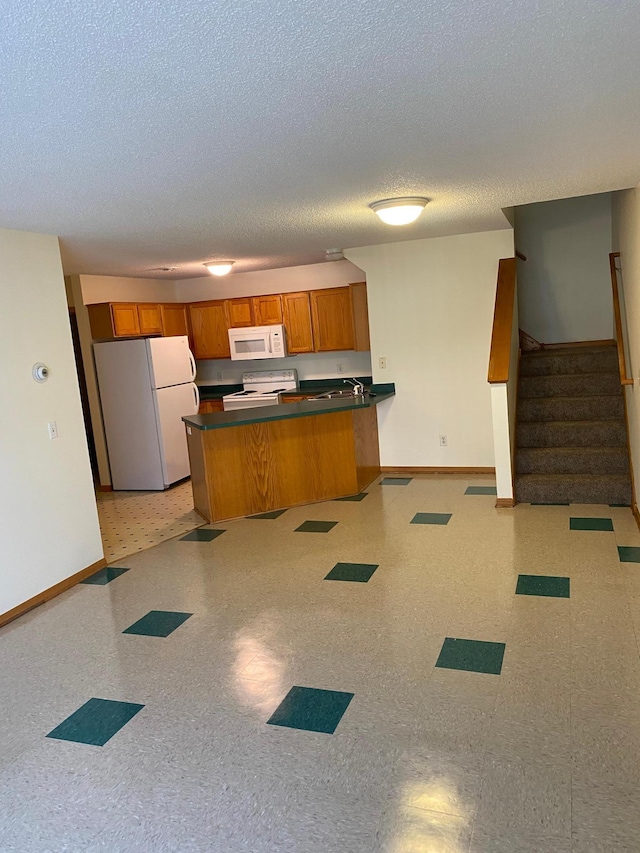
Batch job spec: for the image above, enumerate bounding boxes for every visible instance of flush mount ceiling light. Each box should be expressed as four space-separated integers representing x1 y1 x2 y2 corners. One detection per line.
204 261 235 276
369 197 429 226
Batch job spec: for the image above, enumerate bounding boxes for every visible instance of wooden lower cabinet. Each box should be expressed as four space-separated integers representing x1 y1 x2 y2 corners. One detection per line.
186 406 380 522
198 400 224 414
189 301 230 359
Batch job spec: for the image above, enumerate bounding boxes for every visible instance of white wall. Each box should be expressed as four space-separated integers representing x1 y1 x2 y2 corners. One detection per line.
0 229 104 618
196 350 372 386
612 184 640 507
514 193 613 343
176 259 364 303
346 229 514 468
80 275 178 305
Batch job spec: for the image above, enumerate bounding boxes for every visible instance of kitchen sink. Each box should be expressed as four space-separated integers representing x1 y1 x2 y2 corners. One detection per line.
308 389 360 400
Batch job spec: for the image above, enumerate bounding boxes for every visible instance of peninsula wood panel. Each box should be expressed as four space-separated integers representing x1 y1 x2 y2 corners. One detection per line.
352 405 380 492
189 411 363 521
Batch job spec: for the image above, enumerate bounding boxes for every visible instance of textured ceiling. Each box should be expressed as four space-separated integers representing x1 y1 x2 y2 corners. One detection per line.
1 0 639 278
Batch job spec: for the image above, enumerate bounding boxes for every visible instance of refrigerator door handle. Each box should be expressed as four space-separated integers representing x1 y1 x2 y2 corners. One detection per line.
192 383 200 413
188 348 197 382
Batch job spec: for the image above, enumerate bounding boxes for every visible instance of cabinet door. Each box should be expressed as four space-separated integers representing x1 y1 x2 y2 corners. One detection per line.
160 304 189 337
111 303 141 337
310 288 354 351
282 292 314 353
225 297 254 328
189 301 231 359
252 294 283 325
137 303 163 335
349 282 370 351
198 400 224 414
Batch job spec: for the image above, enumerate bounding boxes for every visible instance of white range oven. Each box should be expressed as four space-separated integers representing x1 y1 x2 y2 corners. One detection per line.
222 369 298 411
228 324 287 360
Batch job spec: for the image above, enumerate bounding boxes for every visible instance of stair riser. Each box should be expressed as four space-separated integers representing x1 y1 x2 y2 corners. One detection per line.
517 421 627 448
516 479 632 505
520 351 618 377
516 449 630 475
518 397 624 422
519 374 621 398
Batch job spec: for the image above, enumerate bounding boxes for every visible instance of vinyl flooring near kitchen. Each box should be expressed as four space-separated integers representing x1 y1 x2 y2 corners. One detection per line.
2 474 640 852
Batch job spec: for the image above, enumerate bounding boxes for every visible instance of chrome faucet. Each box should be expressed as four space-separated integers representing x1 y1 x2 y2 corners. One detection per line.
344 378 365 396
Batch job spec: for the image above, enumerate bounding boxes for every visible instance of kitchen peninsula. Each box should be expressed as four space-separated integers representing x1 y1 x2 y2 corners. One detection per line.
182 387 394 522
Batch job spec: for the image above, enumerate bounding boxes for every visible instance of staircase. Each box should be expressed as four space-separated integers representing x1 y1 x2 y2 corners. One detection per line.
515 343 632 504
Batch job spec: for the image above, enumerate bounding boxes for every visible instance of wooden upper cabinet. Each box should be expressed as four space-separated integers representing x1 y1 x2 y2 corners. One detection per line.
310 288 354 351
189 301 230 359
160 303 189 337
137 303 163 335
111 303 141 337
225 297 254 328
252 294 283 326
349 282 370 351
88 302 141 339
282 292 314 353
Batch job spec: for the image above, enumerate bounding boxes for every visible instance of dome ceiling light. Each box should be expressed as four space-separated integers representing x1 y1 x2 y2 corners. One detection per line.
369 197 429 226
204 261 235 276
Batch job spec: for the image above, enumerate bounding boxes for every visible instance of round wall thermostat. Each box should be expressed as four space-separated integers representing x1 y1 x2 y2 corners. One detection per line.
32 363 50 383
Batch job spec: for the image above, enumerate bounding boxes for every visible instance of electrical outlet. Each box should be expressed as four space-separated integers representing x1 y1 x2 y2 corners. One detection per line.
48 421 59 440
439 434 447 446
216 371 223 381
378 357 387 369
337 363 343 374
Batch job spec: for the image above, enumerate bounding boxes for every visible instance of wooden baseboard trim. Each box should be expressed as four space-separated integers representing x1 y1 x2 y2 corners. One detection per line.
380 466 496 475
96 484 113 492
632 503 640 533
0 557 107 630
495 498 516 508
544 339 615 350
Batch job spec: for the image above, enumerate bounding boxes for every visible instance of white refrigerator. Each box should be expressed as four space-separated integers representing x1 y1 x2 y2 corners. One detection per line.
94 336 200 490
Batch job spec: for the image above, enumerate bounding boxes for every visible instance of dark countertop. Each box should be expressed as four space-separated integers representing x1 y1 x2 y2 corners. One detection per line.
197 376 374 401
184 383 395 431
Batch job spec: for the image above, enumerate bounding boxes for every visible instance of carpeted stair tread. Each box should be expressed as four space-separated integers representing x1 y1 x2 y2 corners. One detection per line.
519 372 622 398
520 346 618 377
515 340 630 504
516 446 630 475
518 395 624 422
517 419 627 448
515 473 632 505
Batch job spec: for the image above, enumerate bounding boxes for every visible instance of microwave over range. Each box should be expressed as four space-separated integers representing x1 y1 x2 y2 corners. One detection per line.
228 324 287 361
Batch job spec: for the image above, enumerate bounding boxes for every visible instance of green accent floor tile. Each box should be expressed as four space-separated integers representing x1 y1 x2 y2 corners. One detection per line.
267 686 354 734
250 509 288 519
516 575 570 598
410 513 452 525
334 493 368 502
618 546 640 563
324 562 379 582
180 528 226 541
465 486 497 495
81 567 129 586
380 477 412 485
570 517 614 532
46 698 144 746
123 610 192 637
436 637 506 675
295 520 338 533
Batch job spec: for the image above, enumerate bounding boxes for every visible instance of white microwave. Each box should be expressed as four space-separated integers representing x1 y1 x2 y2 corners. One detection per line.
228 324 288 361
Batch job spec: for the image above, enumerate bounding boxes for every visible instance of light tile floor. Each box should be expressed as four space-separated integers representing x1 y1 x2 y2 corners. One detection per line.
2 475 640 851
96 480 202 563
